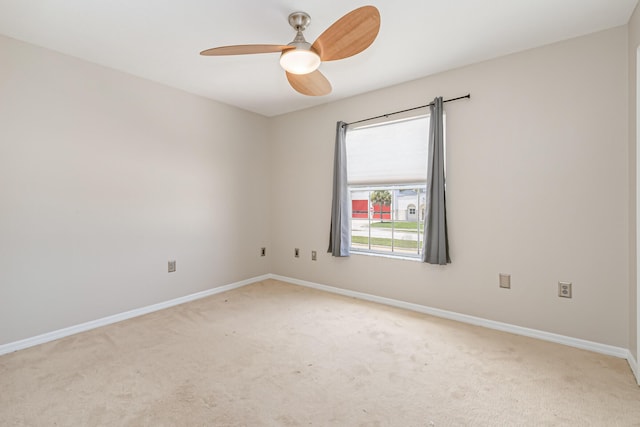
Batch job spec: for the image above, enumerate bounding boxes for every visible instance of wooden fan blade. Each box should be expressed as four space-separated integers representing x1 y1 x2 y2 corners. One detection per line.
286 70 332 96
200 44 293 56
311 6 380 61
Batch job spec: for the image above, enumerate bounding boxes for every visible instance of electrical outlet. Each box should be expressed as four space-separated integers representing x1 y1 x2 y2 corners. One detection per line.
558 281 572 298
168 260 176 273
499 273 511 289
261 247 266 257
311 250 317 261
294 248 300 258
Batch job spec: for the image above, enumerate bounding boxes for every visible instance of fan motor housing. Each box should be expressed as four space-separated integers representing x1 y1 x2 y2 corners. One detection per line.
288 12 311 31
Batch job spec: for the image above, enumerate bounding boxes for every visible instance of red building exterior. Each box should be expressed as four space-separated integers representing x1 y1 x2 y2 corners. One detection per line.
351 200 391 220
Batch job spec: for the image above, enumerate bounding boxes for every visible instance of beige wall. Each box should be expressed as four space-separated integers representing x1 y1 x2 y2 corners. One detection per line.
270 27 629 347
630 4 640 363
0 25 633 352
0 35 272 345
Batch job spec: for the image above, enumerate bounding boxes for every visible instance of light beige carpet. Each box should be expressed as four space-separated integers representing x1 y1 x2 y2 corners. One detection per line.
1 279 639 426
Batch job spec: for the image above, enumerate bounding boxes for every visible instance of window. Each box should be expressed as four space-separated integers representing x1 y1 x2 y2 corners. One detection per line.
350 186 426 257
346 115 438 259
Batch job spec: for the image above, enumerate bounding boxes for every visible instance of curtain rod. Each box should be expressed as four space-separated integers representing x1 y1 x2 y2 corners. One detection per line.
344 93 471 127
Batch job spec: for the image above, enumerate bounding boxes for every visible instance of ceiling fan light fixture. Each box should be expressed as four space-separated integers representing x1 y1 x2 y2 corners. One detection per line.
279 48 321 75
201 6 380 96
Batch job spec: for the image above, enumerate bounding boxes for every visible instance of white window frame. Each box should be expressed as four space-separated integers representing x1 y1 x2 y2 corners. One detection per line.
345 112 446 260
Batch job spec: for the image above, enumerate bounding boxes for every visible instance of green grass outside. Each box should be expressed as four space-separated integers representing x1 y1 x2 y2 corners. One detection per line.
351 235 419 249
369 221 424 231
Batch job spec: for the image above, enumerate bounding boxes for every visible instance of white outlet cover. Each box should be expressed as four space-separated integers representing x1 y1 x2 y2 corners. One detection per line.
558 281 572 298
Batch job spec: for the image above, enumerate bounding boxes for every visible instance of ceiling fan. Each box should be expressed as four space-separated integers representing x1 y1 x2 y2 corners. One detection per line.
200 5 380 96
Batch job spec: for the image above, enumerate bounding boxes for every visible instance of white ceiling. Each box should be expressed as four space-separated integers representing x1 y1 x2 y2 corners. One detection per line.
0 0 637 117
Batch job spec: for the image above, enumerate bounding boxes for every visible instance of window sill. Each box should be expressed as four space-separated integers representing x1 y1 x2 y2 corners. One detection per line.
349 249 422 262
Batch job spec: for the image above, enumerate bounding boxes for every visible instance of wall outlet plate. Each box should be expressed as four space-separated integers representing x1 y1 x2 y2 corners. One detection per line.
558 281 572 298
499 273 511 289
294 248 300 258
168 260 176 273
261 247 266 257
311 250 317 261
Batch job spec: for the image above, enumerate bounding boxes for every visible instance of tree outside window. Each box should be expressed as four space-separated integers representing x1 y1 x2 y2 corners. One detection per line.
370 190 391 222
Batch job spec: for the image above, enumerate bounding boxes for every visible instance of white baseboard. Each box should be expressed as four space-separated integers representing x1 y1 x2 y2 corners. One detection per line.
269 274 630 361
628 351 639 385
2 272 637 385
0 274 270 356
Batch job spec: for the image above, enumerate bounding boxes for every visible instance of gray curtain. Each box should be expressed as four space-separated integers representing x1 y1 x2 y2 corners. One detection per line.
422 97 450 264
328 121 350 257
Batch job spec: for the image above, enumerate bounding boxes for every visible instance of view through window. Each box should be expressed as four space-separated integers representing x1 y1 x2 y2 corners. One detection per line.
350 186 426 256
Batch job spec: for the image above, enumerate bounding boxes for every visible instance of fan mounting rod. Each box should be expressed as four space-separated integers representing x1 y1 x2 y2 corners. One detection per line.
288 12 311 31
281 11 319 75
